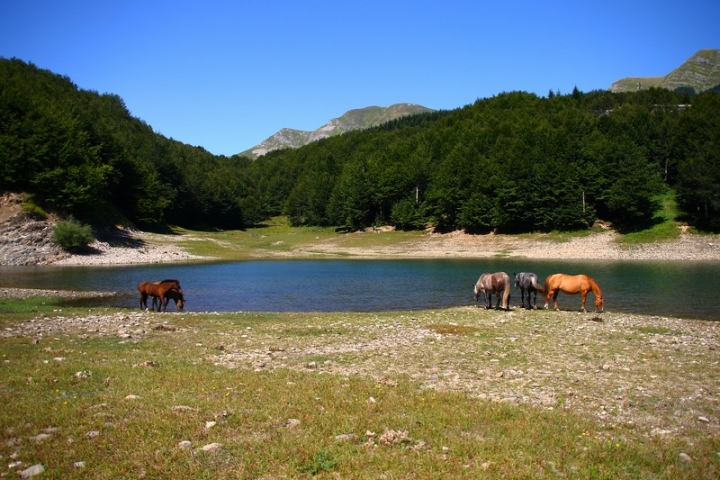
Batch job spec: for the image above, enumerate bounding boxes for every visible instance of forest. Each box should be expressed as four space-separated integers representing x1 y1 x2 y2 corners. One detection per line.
1 58 719 233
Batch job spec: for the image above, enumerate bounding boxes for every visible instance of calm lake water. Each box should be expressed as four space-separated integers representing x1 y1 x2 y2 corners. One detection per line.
1 258 718 320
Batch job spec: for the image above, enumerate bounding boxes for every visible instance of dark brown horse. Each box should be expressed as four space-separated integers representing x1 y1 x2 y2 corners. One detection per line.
474 272 511 310
138 279 183 312
543 273 603 313
153 287 185 312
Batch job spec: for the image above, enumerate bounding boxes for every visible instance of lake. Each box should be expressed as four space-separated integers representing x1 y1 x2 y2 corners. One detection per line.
0 258 718 320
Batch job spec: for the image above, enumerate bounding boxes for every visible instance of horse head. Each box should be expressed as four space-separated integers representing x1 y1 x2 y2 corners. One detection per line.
595 295 604 313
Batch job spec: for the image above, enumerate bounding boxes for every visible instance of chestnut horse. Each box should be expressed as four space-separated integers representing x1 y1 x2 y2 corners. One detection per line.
543 273 603 313
514 272 543 310
474 272 511 310
138 279 183 312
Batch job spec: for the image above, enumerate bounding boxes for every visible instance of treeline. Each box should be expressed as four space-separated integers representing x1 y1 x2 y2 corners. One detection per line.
1 58 719 232
0 58 250 229
249 86 720 232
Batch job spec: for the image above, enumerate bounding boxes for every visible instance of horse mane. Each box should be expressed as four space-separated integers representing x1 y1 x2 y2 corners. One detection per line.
586 275 603 296
158 279 180 285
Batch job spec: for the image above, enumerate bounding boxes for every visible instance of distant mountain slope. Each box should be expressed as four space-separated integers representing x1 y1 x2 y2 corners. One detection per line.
239 103 434 159
611 49 720 93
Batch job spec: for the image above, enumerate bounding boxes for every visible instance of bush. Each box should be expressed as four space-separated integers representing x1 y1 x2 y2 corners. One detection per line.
21 195 48 220
51 218 94 252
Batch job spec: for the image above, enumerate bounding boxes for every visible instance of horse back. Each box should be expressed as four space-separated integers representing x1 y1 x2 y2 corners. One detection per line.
545 273 593 294
491 272 509 291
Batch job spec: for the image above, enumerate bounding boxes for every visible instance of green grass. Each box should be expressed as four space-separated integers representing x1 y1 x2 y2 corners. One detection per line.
170 216 429 260
2 297 719 478
619 190 682 244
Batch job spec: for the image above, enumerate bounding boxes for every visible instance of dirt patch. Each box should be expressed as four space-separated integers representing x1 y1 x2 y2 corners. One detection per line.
0 192 23 223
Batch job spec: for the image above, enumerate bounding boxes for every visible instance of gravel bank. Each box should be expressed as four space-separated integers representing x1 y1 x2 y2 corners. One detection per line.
47 229 720 266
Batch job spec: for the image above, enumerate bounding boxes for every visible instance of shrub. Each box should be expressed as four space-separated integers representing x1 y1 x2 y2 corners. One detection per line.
21 199 48 220
51 218 94 252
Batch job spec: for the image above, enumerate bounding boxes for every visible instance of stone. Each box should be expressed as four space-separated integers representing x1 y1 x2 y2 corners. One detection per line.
19 464 45 478
335 433 358 442
285 418 301 429
200 442 222 452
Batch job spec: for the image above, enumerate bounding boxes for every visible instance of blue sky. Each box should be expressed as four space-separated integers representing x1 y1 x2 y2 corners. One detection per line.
2 1 718 156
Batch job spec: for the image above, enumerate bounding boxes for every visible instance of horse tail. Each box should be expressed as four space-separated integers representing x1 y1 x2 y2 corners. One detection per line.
531 276 544 293
502 273 511 309
542 274 556 296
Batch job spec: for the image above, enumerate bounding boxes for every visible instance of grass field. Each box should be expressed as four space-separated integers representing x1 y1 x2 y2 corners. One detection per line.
1 295 718 479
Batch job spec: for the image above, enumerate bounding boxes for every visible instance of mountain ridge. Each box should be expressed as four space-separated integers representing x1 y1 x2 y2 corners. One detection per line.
241 49 718 159
239 103 433 159
611 49 720 94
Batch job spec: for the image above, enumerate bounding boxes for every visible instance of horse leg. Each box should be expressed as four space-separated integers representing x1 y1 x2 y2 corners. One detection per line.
531 289 537 309
526 289 532 309
140 293 148 311
544 290 552 310
158 294 166 312
552 291 560 311
580 291 588 313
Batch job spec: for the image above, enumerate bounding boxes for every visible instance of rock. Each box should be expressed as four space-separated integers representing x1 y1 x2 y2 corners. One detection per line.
171 405 196 413
19 464 45 478
29 433 52 442
178 440 193 449
200 442 222 452
678 452 692 463
285 418 301 429
379 429 410 445
334 433 357 442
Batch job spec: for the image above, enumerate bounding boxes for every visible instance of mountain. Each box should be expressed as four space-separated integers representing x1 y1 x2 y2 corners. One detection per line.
611 49 720 94
239 103 434 159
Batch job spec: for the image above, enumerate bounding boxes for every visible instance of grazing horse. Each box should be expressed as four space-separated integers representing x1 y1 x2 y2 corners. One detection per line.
543 273 604 313
514 272 543 310
138 279 183 311
153 287 185 312
474 272 511 310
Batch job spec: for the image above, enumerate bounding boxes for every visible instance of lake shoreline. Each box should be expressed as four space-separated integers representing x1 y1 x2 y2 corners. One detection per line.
49 228 720 266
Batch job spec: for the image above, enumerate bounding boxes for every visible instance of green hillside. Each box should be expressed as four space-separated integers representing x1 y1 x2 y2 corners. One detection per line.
1 57 719 234
611 49 720 93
